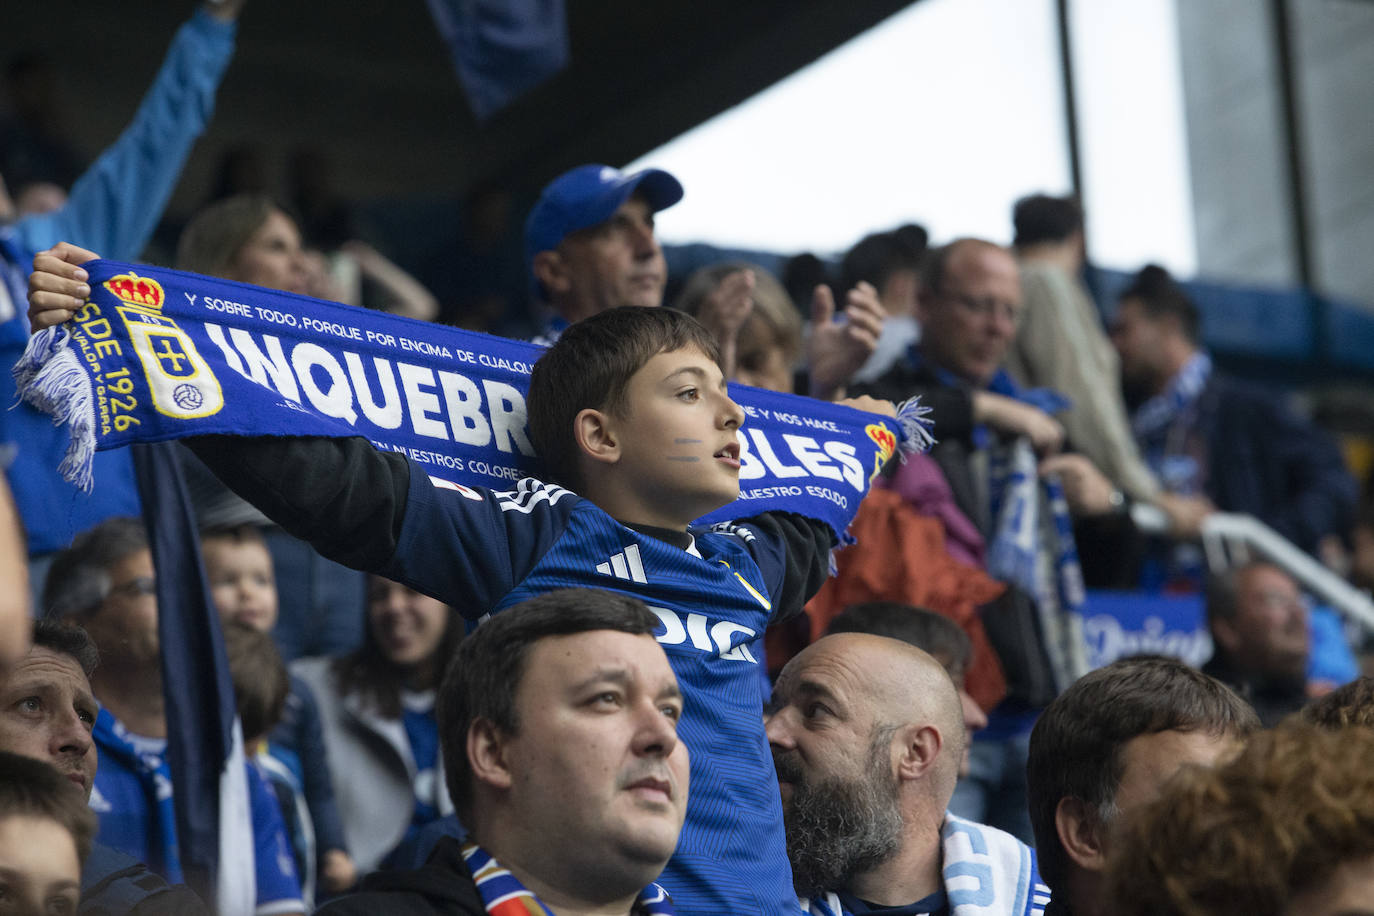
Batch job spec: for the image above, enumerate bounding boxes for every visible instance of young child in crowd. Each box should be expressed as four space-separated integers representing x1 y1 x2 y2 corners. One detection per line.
222 619 322 909
30 248 894 914
220 620 320 909
0 751 97 914
200 523 357 896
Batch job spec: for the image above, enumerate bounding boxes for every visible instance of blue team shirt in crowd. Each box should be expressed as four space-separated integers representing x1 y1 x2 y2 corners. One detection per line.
383 469 820 915
91 709 306 914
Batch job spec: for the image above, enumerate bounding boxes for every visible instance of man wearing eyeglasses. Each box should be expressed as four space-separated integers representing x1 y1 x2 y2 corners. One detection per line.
1202 561 1312 726
41 517 307 914
853 237 1104 845
858 238 1066 453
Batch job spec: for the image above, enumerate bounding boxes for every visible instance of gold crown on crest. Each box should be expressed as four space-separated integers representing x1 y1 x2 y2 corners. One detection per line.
103 272 165 310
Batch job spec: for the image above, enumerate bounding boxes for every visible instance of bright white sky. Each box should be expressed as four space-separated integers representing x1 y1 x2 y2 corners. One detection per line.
627 0 1197 275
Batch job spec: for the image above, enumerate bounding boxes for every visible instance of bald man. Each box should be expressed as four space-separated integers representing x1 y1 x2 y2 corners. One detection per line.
767 633 1050 916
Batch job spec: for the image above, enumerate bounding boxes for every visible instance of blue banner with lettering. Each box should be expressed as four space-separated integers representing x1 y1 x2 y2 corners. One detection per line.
1079 590 1212 669
15 260 930 541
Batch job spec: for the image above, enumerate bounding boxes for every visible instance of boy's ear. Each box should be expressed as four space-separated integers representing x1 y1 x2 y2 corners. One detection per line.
574 407 620 467
532 250 570 297
1055 796 1108 874
468 718 513 792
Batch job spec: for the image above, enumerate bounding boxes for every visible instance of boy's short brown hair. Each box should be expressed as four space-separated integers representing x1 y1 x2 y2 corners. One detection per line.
199 522 269 549
527 306 721 491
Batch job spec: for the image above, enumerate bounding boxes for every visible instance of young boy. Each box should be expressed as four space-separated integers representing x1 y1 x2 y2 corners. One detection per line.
199 524 357 897
221 619 321 908
0 751 97 915
31 247 894 914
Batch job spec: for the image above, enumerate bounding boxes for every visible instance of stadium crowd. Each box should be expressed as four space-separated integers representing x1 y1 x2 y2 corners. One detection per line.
3 3 1373 915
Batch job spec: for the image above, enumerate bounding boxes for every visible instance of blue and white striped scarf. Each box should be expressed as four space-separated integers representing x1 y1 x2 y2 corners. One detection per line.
1130 351 1212 494
986 439 1086 692
91 708 183 883
801 813 1051 916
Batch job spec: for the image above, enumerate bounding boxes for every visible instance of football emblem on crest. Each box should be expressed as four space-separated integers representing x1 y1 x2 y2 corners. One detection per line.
173 384 204 411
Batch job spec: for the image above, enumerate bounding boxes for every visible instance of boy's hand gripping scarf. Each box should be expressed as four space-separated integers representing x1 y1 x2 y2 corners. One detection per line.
15 260 933 541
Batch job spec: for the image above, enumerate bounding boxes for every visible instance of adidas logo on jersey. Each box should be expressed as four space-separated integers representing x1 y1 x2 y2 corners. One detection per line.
597 544 648 583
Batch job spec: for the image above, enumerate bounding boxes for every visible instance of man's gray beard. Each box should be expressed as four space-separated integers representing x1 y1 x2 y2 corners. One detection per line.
778 736 904 899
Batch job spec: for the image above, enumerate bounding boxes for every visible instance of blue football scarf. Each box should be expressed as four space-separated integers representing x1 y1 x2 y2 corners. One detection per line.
91 709 183 884
15 260 932 542
1130 350 1212 495
905 347 1086 690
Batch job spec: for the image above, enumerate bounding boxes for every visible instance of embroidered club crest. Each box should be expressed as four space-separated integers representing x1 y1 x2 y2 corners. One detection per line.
105 272 224 420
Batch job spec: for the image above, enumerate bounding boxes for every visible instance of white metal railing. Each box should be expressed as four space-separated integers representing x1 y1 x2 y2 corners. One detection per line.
1198 512 1374 632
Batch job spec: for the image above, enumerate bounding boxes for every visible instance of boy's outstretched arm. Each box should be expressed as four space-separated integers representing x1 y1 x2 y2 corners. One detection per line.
186 434 410 572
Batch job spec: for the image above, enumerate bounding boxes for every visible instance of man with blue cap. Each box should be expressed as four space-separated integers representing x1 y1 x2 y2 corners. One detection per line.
525 163 683 344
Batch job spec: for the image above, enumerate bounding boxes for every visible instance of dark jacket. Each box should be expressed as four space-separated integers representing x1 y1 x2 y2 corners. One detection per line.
1202 651 1307 728
317 836 483 915
1194 373 1356 553
80 843 210 916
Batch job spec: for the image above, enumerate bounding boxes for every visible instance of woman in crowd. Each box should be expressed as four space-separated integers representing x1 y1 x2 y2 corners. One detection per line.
291 575 463 875
675 261 804 394
174 193 370 661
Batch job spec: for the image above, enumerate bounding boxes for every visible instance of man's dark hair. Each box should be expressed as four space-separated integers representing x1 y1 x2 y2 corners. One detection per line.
0 751 98 865
1027 655 1260 893
827 602 971 677
838 225 927 299
1301 676 1374 729
41 517 148 620
1012 194 1083 248
438 588 661 824
527 306 721 491
29 619 99 678
1117 264 1200 344
223 621 289 742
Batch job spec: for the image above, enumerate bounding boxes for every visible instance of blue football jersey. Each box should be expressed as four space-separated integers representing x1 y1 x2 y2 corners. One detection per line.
386 471 814 916
91 711 306 914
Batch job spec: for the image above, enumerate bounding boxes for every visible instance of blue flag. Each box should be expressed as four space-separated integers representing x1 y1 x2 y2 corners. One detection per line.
132 441 255 914
425 0 570 119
